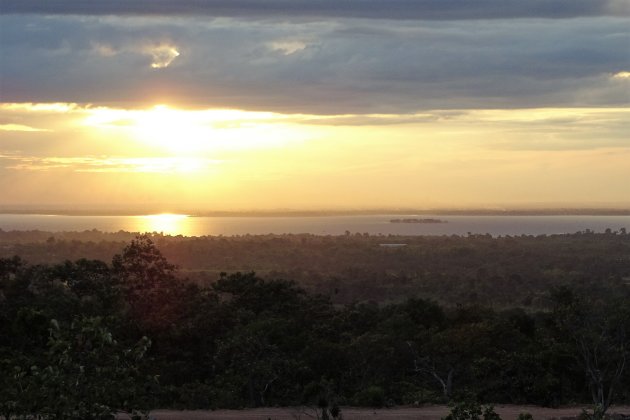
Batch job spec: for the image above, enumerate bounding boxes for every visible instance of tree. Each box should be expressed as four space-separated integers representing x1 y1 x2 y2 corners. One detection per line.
407 339 454 401
213 320 286 407
112 235 181 332
3 317 155 419
552 287 629 414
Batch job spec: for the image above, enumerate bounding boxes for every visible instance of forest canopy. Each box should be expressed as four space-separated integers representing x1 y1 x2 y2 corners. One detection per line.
1 229 629 306
1 233 629 418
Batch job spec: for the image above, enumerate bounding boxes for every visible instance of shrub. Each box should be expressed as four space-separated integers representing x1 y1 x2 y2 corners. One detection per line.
443 400 502 420
353 386 386 408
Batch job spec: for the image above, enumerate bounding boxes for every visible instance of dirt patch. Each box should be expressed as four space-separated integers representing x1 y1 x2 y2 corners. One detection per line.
137 405 630 420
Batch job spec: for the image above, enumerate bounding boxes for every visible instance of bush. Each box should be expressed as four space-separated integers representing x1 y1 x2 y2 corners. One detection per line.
176 382 213 409
443 401 502 420
578 405 607 420
353 385 386 408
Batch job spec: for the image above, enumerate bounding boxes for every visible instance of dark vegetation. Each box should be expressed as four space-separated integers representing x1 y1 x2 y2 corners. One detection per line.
1 232 630 418
2 228 630 307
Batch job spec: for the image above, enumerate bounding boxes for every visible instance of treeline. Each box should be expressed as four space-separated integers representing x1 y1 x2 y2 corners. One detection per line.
1 236 629 419
2 230 630 306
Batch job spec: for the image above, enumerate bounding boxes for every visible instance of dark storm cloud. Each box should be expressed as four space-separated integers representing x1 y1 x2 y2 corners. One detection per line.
1 15 629 113
1 0 627 20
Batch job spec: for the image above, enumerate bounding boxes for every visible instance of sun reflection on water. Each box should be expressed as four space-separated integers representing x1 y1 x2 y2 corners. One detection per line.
136 213 191 236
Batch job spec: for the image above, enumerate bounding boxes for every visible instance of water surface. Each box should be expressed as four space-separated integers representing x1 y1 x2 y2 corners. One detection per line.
0 214 629 236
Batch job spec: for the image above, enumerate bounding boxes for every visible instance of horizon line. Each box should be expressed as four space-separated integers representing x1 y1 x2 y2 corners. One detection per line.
2 207 630 217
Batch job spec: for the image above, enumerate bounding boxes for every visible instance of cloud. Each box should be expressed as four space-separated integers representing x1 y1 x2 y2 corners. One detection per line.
1 0 627 20
1 101 629 207
92 42 117 57
91 40 181 68
1 15 629 113
144 43 180 69
301 112 445 126
0 155 221 173
0 123 50 132
2 102 628 157
268 40 308 56
0 103 77 112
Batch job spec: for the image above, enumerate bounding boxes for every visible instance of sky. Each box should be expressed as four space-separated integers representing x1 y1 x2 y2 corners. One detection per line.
0 0 629 212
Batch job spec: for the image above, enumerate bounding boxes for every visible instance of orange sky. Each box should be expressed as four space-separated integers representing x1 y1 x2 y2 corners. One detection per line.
1 104 629 211
1 6 629 211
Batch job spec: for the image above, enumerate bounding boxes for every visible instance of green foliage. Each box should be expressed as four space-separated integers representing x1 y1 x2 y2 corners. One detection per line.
517 413 533 420
352 385 386 408
443 401 502 420
302 378 343 419
482 405 502 420
551 287 629 413
2 317 155 419
173 382 214 409
2 234 630 414
4 230 630 307
443 400 482 420
112 235 182 332
578 405 607 420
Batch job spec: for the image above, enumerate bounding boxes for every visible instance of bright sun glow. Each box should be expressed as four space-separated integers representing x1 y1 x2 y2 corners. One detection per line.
82 105 303 154
137 213 190 235
131 105 211 152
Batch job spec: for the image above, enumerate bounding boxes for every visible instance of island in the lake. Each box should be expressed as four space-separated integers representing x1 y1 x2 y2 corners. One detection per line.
390 218 447 223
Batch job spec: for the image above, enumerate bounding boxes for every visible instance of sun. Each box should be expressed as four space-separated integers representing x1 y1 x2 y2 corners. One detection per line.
131 105 212 153
83 104 220 153
83 104 304 155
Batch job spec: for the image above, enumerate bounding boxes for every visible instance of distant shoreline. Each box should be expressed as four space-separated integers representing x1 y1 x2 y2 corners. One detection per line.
1 208 630 217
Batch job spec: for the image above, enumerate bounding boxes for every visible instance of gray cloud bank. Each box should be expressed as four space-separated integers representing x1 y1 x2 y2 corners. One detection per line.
1 15 629 114
1 0 628 20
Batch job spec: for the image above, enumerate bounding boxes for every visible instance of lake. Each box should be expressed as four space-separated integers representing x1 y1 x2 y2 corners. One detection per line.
0 213 629 237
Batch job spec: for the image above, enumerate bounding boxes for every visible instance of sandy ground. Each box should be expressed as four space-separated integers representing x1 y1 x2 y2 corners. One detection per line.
132 405 630 420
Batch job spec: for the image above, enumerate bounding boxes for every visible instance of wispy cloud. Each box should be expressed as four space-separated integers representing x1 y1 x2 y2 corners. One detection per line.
0 103 77 112
268 40 308 56
0 123 50 132
0 155 221 173
2 102 629 134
